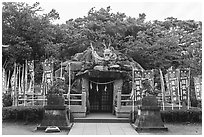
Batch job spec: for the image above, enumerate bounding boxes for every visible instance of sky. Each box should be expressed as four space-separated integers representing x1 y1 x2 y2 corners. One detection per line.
2 0 202 24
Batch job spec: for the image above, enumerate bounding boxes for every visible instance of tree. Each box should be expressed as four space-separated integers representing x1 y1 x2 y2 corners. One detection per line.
2 2 60 64
3 4 202 79
2 2 60 83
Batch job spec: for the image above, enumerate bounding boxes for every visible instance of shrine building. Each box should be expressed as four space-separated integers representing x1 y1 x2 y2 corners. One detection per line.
55 42 145 118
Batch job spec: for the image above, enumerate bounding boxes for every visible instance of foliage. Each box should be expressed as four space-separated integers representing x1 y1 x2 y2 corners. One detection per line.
160 108 202 123
130 108 202 123
2 106 44 122
2 106 74 122
2 2 60 82
2 2 202 84
2 92 13 107
47 79 65 96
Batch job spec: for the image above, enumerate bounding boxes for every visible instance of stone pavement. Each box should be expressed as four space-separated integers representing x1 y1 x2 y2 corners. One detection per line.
68 123 138 135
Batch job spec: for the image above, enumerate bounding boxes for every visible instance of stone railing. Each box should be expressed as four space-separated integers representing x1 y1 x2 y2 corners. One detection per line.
115 92 136 118
66 92 86 118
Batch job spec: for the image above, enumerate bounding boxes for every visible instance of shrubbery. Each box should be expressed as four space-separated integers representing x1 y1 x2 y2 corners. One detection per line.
161 108 202 123
2 92 12 107
2 106 44 122
2 106 74 123
130 108 202 123
3 106 202 123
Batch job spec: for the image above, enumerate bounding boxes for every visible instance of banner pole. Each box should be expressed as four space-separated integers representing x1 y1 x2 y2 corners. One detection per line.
25 60 28 105
68 63 71 120
177 69 181 110
13 63 16 106
132 67 134 122
16 65 19 106
22 64 25 106
61 62 63 78
2 68 6 93
159 69 165 111
41 61 44 106
187 68 191 110
7 70 11 93
32 61 34 106
18 65 21 106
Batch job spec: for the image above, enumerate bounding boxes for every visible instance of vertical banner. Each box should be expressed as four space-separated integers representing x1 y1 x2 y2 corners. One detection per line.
2 68 6 93
18 66 22 95
43 59 53 94
15 65 18 106
60 62 63 78
27 60 35 94
165 74 170 96
21 64 26 106
6 70 11 93
167 69 179 104
24 60 28 106
133 70 143 100
142 70 154 97
132 69 154 101
68 63 71 119
179 68 190 101
21 64 25 95
194 75 202 100
27 60 34 105
25 60 28 94
165 73 172 103
142 70 154 87
11 67 15 94
159 69 165 110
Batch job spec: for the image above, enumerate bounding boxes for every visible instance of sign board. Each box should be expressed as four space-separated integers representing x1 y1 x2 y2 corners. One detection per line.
179 68 190 101
167 69 179 103
27 61 34 94
133 69 154 100
42 59 53 94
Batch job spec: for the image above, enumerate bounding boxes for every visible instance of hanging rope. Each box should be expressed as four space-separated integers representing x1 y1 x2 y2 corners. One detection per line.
89 80 115 85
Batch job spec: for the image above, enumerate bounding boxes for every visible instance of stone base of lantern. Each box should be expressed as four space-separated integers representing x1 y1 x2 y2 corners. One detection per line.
131 96 168 132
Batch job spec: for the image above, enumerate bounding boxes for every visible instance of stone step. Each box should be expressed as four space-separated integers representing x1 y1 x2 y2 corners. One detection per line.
74 117 130 123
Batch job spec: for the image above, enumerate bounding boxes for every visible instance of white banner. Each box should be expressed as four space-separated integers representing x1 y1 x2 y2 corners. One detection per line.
194 75 202 100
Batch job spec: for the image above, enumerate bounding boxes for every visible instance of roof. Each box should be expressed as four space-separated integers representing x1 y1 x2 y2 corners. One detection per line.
56 44 144 79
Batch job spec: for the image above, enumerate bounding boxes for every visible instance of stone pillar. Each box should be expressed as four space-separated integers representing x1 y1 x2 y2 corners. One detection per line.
82 78 89 114
113 79 123 117
82 92 86 109
117 92 121 110
37 95 72 130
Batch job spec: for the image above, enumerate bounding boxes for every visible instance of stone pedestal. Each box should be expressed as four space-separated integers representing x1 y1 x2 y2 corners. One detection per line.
37 95 73 130
131 96 168 131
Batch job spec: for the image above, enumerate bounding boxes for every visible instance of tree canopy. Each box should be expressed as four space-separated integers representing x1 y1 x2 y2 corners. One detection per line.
2 2 202 83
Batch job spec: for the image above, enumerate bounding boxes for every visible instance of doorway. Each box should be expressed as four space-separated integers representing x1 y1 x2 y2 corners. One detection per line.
89 79 113 113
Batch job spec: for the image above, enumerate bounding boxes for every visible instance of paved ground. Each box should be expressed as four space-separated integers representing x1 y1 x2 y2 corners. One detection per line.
2 121 202 135
68 123 138 135
138 123 202 135
2 121 68 135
